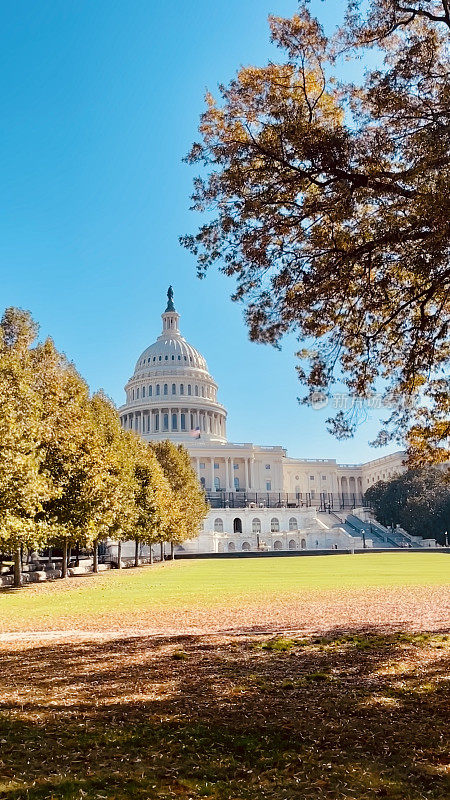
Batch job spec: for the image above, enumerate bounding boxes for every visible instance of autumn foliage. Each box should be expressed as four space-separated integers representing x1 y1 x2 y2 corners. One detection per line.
0 307 207 585
183 0 450 466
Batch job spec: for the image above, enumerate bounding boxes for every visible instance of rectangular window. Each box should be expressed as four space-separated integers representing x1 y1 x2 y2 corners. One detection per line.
142 387 145 398
233 464 239 469
136 388 140 399
266 481 272 491
163 414 169 431
200 462 205 469
310 476 315 481
181 414 186 431
322 475 326 480
214 463 219 469
154 414 159 431
265 464 271 470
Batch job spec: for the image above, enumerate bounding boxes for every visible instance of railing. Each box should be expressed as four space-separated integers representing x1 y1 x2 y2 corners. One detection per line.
205 491 365 510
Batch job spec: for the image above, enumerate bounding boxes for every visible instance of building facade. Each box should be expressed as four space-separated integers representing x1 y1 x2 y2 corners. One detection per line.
118 288 408 553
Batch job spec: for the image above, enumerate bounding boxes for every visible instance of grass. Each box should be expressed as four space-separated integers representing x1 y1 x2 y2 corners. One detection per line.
0 555 449 798
0 629 448 799
0 553 448 631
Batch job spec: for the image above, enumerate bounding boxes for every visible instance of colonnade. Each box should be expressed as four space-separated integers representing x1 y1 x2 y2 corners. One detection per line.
120 408 225 437
193 456 256 492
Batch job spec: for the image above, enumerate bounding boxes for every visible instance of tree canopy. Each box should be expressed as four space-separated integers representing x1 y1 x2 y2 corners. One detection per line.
0 308 206 584
365 467 450 543
182 0 450 466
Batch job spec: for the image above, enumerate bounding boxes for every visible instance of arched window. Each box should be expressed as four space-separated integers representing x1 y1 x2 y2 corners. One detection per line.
289 517 298 531
195 385 199 396
156 384 160 396
172 413 178 430
252 518 261 533
187 385 192 396
234 477 240 490
154 413 159 431
214 518 223 532
142 387 145 398
149 385 152 397
180 413 186 431
228 542 235 552
136 388 140 399
301 539 307 549
271 517 279 532
172 383 176 395
233 518 242 533
214 477 220 489
201 386 205 397
132 389 135 400
274 540 283 550
163 384 168 395
242 542 251 551
180 384 184 395
289 539 296 550
163 413 169 431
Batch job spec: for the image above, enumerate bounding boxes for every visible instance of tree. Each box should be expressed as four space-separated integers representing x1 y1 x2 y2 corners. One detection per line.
0 309 50 586
88 393 137 572
182 1 450 466
34 339 103 577
150 440 208 552
365 467 450 542
130 436 172 566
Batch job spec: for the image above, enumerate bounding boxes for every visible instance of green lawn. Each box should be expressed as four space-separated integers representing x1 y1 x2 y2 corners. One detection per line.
1 553 448 630
1 553 449 799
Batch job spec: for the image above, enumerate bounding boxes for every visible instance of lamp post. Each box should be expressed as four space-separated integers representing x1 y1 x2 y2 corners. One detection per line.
361 529 366 549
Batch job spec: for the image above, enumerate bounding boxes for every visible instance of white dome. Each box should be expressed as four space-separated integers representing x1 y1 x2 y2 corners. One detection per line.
134 333 208 374
119 287 227 444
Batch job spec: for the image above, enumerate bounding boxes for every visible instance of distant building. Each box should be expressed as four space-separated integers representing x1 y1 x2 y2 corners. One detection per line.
117 288 410 554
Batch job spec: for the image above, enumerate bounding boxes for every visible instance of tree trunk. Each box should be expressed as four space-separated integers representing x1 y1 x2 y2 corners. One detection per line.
170 541 175 560
13 547 22 588
160 541 164 562
93 540 98 574
150 546 154 565
61 540 68 579
134 538 139 568
117 540 122 569
75 541 80 567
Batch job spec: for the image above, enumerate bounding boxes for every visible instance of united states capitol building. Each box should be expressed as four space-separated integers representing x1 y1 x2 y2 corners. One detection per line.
117 289 430 553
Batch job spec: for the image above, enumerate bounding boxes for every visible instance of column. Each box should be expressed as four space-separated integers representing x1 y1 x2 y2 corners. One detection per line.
210 458 215 491
195 457 200 478
244 458 249 491
249 458 254 490
230 457 234 490
226 458 231 491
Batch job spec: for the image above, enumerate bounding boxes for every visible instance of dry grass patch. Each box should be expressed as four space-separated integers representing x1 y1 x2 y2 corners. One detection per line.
0 627 449 799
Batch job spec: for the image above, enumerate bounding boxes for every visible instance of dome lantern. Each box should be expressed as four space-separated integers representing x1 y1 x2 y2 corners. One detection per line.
162 285 180 335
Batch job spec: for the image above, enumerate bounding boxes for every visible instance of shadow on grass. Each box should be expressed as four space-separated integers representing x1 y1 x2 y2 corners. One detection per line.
0 626 449 799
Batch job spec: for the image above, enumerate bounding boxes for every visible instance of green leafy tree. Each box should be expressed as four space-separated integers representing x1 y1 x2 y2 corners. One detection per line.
0 309 50 586
365 468 450 542
34 339 103 577
183 1 450 466
150 440 208 556
130 436 173 566
88 393 137 572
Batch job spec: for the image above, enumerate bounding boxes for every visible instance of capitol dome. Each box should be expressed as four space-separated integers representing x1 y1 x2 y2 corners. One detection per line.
119 287 227 444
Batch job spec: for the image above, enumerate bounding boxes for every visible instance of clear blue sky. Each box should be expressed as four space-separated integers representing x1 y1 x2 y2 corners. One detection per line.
0 0 397 464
